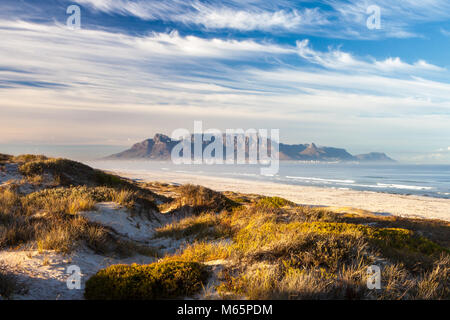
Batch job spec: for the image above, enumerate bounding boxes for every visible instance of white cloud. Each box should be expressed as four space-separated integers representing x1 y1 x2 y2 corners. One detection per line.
72 0 450 39
179 5 328 31
1 18 450 150
74 0 329 32
296 39 445 73
327 0 450 23
133 30 295 57
441 28 450 37
325 0 450 38
374 58 444 72
73 0 185 20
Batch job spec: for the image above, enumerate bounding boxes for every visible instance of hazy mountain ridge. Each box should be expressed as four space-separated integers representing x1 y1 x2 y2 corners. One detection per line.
106 134 396 163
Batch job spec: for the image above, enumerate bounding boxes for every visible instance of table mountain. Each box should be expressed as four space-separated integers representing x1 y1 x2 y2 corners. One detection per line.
105 134 395 162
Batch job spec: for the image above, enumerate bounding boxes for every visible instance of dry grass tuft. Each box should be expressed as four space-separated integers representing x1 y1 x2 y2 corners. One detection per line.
2 154 449 300
155 211 233 240
155 201 449 300
0 185 158 256
174 184 238 214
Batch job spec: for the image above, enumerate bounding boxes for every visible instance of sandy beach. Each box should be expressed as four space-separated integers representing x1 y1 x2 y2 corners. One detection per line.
110 169 450 222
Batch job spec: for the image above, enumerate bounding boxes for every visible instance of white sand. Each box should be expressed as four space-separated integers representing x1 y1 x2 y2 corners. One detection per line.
0 163 21 186
114 169 450 222
0 249 155 300
0 202 172 300
80 202 161 242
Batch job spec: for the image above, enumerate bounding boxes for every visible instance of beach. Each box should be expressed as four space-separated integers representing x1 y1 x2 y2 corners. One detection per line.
110 169 450 222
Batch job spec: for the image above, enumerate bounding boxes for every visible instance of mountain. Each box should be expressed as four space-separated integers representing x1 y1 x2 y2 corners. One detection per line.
107 134 178 160
105 134 396 162
277 142 355 161
354 152 396 163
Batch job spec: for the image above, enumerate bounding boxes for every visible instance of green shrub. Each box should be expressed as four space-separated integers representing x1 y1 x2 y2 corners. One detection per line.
84 261 209 300
299 222 447 256
19 158 90 178
94 171 123 186
177 184 238 213
13 154 47 163
256 196 294 209
155 212 234 240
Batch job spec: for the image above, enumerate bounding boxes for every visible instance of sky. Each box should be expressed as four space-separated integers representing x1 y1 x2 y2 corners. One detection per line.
1 0 450 162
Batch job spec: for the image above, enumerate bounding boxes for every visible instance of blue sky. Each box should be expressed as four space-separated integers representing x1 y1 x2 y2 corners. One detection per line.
1 0 450 162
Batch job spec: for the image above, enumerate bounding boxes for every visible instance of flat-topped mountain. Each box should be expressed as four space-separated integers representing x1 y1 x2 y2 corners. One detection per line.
355 152 396 163
106 134 396 163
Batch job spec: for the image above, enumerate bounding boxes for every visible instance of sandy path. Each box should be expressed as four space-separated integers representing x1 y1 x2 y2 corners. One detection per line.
114 169 450 222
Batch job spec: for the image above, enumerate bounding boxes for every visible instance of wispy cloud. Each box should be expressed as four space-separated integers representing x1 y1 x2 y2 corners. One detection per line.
1 18 450 150
75 0 329 32
296 39 445 73
72 0 450 39
74 0 188 20
327 0 450 23
441 28 450 37
325 0 450 38
177 4 328 31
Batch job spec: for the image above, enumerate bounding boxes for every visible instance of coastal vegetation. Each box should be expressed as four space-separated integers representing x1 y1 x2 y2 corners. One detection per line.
0 153 448 300
84 261 209 300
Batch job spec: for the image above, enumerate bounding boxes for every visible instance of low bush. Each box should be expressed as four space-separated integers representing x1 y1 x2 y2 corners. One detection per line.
12 154 47 163
163 241 231 263
0 154 13 165
256 196 295 209
84 261 209 300
299 222 447 256
155 212 233 240
176 184 238 213
94 171 124 187
18 158 96 186
23 186 148 214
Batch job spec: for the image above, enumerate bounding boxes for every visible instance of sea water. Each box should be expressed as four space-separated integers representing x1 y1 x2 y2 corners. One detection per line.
86 161 450 199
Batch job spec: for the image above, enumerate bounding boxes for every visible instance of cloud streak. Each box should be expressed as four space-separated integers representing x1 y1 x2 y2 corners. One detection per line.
296 39 445 73
1 18 450 150
178 4 329 31
71 0 450 39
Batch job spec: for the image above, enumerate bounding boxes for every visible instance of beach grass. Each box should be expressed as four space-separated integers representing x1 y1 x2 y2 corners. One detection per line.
0 155 160 256
1 154 449 300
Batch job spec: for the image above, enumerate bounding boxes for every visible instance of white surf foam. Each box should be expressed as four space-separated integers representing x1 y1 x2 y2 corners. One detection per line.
286 176 356 184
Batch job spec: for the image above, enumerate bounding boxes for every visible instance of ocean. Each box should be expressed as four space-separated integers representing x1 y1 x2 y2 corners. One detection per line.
86 161 450 199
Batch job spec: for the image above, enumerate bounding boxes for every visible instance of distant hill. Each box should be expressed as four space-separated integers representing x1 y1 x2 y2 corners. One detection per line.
107 134 178 160
106 134 396 163
354 152 396 163
277 142 355 161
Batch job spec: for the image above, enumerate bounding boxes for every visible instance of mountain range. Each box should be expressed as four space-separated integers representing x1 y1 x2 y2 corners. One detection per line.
106 134 396 163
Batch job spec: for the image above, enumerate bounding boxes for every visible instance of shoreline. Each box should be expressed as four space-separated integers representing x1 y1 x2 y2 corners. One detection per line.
108 168 450 222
